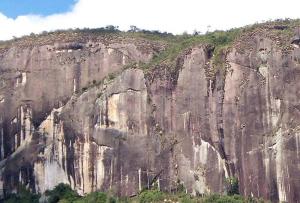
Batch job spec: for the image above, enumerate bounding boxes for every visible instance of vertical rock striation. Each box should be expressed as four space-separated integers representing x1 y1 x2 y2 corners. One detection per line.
0 26 300 202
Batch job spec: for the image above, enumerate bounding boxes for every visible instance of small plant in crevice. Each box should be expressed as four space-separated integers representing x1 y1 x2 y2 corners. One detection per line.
108 73 116 81
81 87 88 92
176 181 187 194
97 92 103 98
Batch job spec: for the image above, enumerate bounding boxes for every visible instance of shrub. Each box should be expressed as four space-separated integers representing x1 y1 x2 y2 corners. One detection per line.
45 183 79 203
2 182 268 203
225 177 239 195
139 189 164 203
73 191 119 203
4 185 40 203
179 194 196 203
108 73 116 80
204 194 244 203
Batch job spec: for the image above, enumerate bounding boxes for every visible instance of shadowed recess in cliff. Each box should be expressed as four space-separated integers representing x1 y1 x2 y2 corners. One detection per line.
0 19 300 203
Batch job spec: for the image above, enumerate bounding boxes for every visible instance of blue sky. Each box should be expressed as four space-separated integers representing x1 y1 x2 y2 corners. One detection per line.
0 0 300 41
0 0 76 18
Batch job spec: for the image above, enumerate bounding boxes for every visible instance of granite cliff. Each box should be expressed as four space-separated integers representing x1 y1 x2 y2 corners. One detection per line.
0 20 300 202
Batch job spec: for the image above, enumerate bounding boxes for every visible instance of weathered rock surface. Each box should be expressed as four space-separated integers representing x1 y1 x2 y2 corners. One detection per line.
0 28 300 202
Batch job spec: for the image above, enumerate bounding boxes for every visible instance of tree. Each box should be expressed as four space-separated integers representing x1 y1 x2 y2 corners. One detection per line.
45 183 79 203
105 25 120 32
3 185 40 203
129 25 140 32
193 29 201 36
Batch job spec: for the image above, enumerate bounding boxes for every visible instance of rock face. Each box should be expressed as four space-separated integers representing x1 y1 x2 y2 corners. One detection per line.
0 28 300 202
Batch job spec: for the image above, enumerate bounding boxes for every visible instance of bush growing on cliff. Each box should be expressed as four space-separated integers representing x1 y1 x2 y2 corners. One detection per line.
44 183 79 203
108 73 116 80
138 189 165 203
3 184 268 203
43 184 117 203
203 194 244 203
225 177 239 196
73 191 117 203
138 28 242 72
3 185 40 203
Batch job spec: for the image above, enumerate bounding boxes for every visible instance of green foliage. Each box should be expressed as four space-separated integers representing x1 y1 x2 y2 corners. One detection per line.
78 25 121 34
74 192 108 203
108 73 116 81
45 183 79 203
139 28 242 73
74 70 120 97
176 181 187 194
179 194 196 203
138 189 164 203
1 18 300 82
225 177 239 196
4 185 40 203
2 182 269 203
212 46 228 67
203 194 244 203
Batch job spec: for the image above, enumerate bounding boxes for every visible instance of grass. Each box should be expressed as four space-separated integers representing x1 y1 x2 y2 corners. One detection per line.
72 18 300 92
121 18 300 75
1 18 300 77
136 28 242 71
77 70 119 95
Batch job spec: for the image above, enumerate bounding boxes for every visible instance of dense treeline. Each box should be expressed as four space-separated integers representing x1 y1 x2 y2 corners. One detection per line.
3 181 267 203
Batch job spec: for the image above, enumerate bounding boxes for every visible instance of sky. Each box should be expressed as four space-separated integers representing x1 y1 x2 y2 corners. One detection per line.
0 0 300 41
0 0 75 18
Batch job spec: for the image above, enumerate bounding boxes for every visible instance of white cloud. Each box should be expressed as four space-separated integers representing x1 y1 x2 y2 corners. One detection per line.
0 0 300 40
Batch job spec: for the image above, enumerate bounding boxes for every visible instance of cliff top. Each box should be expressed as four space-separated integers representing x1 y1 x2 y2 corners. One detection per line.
0 19 300 70
1 19 299 46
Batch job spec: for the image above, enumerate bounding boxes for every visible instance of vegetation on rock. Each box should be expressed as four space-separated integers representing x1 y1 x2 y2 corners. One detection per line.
3 183 268 203
44 183 80 203
225 177 239 196
3 185 40 203
1 18 299 80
